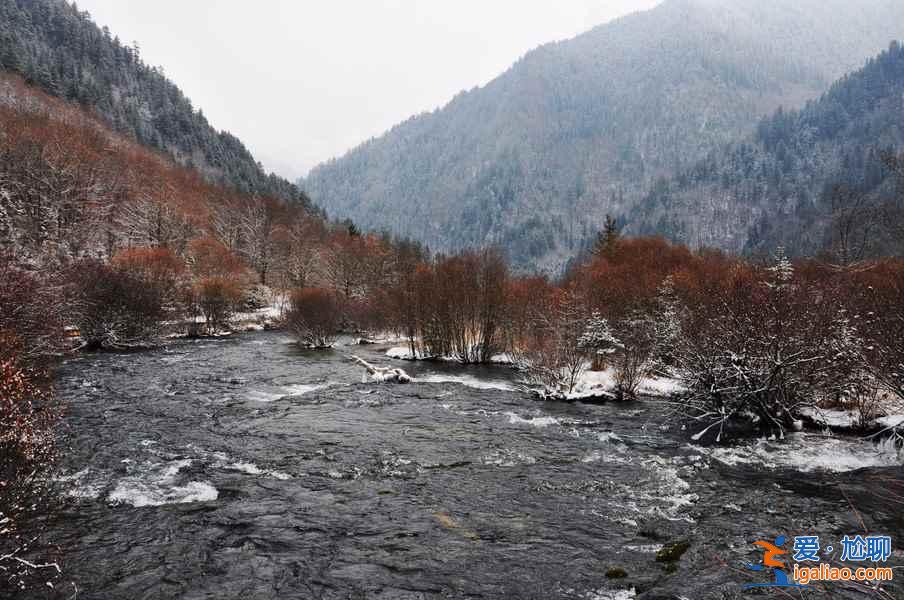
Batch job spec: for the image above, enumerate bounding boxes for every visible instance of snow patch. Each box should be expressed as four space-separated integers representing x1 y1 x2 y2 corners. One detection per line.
557 367 685 400
489 353 514 365
386 346 429 360
878 414 904 429
798 406 857 428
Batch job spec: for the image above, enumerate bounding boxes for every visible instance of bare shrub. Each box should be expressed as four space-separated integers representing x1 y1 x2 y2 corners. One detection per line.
287 287 341 348
70 259 168 349
0 256 64 364
193 277 243 335
0 335 62 594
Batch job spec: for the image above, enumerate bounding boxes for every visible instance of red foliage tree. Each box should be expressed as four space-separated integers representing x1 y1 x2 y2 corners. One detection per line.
287 287 341 348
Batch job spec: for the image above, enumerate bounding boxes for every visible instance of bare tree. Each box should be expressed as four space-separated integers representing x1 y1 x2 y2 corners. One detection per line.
826 184 880 267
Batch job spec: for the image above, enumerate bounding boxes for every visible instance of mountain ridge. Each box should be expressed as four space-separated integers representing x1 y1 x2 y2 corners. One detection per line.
0 0 311 208
628 40 904 259
302 0 904 271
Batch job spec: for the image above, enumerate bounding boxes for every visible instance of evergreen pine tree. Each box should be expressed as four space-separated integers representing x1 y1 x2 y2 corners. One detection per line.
593 215 620 258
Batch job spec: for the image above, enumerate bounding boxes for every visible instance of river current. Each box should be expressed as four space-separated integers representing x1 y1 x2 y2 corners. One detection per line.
35 331 904 599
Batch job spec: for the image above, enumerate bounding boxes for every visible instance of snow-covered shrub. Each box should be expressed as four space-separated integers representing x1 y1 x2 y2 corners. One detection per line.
240 283 273 311
287 287 341 348
648 276 683 374
672 253 863 441
609 312 659 400
578 311 619 371
515 290 593 398
577 309 660 400
853 261 904 406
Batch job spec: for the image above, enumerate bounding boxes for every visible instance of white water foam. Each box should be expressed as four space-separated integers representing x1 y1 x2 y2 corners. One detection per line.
57 468 105 500
584 588 636 600
246 382 337 402
481 448 537 467
504 412 560 428
417 373 514 391
696 433 903 473
107 459 218 507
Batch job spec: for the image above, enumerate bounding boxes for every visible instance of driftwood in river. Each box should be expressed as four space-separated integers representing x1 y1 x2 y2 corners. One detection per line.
350 355 412 383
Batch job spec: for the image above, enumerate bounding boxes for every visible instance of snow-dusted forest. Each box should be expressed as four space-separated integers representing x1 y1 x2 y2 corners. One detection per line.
2 0 904 598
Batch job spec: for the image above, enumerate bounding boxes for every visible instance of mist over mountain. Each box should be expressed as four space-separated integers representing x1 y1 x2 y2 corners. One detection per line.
302 0 904 271
0 0 310 206
629 41 904 260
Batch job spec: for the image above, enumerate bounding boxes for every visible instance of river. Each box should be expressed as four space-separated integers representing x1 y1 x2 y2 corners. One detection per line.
37 331 904 599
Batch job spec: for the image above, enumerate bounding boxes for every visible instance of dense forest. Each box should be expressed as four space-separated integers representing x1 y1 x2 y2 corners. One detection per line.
629 41 904 260
0 0 310 206
303 0 904 272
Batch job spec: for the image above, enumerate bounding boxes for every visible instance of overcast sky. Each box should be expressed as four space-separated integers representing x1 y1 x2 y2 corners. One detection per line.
73 1 661 180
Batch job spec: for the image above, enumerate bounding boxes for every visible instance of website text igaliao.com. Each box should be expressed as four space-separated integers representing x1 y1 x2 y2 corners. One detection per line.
792 563 894 585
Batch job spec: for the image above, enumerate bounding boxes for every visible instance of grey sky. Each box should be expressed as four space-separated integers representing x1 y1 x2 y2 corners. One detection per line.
73 1 661 180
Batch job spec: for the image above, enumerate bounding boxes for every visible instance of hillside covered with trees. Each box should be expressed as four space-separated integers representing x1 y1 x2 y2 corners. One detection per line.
0 0 310 206
302 0 904 271
629 41 904 261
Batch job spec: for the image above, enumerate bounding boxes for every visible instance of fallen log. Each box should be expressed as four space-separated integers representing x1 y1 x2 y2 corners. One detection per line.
350 355 412 384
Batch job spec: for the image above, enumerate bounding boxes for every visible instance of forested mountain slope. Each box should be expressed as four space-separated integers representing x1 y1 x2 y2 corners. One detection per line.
629 42 904 260
303 0 904 271
0 0 310 206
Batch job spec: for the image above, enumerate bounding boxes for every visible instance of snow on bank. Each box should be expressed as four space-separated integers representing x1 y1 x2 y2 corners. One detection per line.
878 414 904 429
350 333 409 345
385 346 435 361
695 433 902 473
386 349 684 399
798 406 858 429
798 406 904 433
565 368 685 400
385 346 513 364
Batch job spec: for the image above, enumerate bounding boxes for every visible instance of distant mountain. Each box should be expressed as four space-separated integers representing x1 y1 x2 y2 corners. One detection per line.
629 41 904 259
302 0 904 271
0 0 310 207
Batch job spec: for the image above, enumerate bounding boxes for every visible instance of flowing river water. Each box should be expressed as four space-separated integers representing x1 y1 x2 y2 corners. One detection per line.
38 331 904 599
